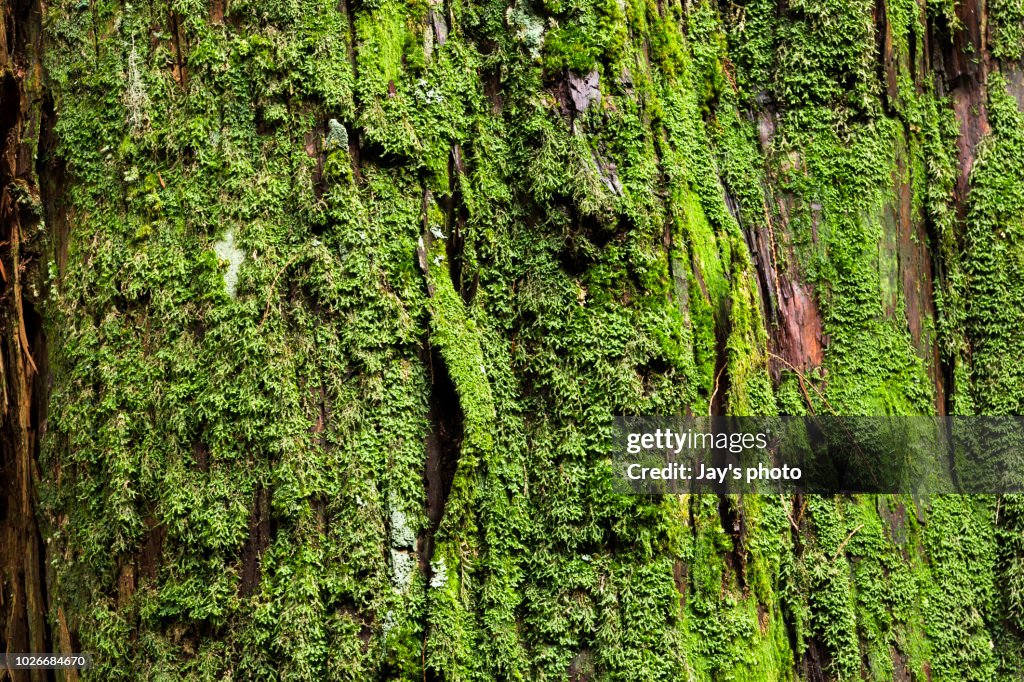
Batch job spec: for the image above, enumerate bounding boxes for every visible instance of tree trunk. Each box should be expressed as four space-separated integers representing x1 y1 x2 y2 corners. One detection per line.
2 0 1024 679
1 0 54 679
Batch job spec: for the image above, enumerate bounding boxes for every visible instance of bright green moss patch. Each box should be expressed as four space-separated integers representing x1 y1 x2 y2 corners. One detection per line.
960 73 1024 414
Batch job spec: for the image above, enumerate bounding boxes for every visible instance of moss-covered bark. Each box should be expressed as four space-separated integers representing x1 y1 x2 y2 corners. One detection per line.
1 0 1024 678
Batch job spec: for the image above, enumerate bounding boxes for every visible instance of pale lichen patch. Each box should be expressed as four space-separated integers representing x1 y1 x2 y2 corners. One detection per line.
213 229 244 298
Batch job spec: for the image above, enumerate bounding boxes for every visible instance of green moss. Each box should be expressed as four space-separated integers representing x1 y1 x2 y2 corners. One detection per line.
33 0 1024 678
959 73 1024 414
543 24 603 74
990 0 1024 59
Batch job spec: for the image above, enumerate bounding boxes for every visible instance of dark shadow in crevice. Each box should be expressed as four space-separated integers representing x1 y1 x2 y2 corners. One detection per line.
417 346 463 581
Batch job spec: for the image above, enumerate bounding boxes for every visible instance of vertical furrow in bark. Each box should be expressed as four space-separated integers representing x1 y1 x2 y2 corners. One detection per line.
941 0 991 217
418 345 461 583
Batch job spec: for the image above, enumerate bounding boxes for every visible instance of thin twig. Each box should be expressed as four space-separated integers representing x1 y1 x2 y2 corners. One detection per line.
785 500 801 533
768 352 883 487
12 223 36 374
768 351 839 415
786 495 807 533
832 523 864 560
708 362 728 416
762 201 782 305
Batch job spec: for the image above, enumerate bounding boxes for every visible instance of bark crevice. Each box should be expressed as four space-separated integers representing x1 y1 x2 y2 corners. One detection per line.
417 345 462 581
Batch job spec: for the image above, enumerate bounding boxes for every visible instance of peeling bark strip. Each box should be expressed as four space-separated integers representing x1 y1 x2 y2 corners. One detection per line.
741 195 826 375
891 148 946 413
932 0 990 216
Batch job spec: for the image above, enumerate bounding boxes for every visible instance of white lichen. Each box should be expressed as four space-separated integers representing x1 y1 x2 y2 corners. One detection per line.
325 119 348 150
390 508 416 548
506 2 545 59
390 548 416 589
124 39 151 135
213 229 244 298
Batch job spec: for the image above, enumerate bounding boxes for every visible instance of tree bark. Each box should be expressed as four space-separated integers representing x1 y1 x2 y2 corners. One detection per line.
2 0 1024 679
1 0 52 679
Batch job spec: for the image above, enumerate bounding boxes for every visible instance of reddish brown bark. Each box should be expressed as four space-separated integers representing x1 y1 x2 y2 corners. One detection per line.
0 0 52 676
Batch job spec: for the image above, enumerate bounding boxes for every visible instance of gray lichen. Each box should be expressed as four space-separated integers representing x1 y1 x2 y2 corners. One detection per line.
506 1 545 59
389 507 416 548
390 548 416 589
325 118 348 151
212 228 244 298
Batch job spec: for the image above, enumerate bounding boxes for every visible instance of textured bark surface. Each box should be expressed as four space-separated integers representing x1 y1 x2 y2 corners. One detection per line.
1 0 51 679
2 0 1024 679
